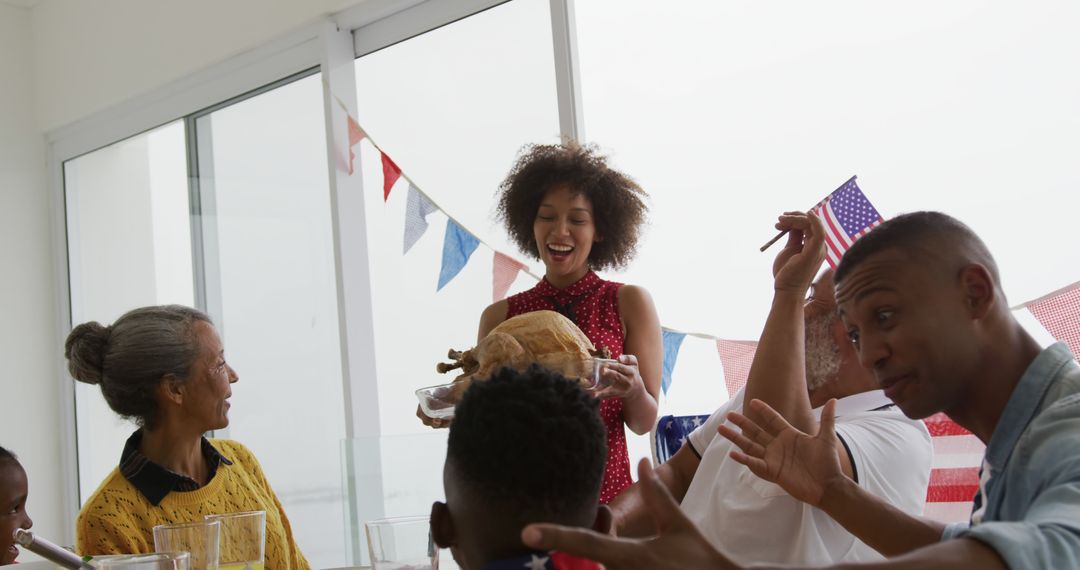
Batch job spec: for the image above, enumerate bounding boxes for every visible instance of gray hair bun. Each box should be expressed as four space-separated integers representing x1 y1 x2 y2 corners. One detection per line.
65 321 111 385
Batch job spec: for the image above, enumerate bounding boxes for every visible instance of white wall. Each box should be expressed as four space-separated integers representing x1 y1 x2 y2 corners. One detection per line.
30 0 365 131
0 2 64 552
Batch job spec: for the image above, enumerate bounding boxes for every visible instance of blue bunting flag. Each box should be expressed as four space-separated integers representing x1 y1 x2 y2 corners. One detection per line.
661 329 687 394
437 220 481 290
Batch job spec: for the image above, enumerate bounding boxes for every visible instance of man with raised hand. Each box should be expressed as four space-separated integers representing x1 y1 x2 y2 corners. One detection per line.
521 211 1080 569
604 211 930 565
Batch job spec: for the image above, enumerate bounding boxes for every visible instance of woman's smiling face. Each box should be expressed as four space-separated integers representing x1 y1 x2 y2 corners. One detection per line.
533 185 599 286
178 321 238 432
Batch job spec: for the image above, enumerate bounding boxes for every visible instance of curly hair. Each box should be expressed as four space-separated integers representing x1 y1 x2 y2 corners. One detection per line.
447 364 607 524
496 142 649 271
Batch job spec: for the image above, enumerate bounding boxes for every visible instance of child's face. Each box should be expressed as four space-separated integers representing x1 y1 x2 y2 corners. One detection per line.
0 462 32 565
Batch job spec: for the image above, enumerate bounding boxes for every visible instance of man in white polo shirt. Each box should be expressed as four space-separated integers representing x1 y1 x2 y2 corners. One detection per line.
607 212 932 565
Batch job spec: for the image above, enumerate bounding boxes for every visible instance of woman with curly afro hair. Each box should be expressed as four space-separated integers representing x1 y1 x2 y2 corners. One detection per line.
421 141 663 504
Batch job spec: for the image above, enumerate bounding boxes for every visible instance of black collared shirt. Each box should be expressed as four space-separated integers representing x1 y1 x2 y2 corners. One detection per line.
119 429 233 506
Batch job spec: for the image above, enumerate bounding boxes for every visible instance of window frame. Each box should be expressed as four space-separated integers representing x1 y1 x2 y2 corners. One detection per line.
45 0 584 546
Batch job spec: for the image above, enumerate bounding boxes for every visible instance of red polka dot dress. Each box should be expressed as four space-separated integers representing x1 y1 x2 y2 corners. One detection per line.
506 270 632 503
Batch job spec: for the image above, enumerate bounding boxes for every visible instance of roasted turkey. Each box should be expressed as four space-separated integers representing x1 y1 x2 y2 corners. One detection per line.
436 310 611 401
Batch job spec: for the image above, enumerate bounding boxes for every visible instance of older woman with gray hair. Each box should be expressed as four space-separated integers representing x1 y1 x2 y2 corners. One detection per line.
66 305 309 569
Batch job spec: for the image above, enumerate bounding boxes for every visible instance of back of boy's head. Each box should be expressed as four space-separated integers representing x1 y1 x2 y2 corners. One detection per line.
0 446 16 467
446 364 607 527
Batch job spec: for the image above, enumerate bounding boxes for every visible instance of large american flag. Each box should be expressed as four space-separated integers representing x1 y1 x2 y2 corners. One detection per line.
922 413 984 523
811 176 884 269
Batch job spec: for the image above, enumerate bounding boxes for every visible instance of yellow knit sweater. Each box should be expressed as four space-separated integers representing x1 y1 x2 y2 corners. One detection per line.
76 439 310 570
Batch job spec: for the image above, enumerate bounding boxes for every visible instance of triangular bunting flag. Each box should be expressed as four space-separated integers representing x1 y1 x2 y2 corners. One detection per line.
715 339 758 397
346 115 365 175
1026 281 1080 361
492 252 528 302
661 330 687 395
438 220 481 291
403 184 439 254
381 151 402 201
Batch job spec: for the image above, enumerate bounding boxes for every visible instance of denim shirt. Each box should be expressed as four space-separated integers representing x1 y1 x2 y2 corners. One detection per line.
941 342 1080 568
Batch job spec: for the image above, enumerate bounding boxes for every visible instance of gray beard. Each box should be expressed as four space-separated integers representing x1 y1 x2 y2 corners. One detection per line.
805 312 842 391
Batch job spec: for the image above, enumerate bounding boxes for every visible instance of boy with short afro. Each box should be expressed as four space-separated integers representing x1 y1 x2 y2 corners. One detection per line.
431 365 609 570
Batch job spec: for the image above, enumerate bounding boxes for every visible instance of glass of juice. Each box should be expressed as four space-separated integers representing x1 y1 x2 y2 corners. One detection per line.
364 515 438 570
204 511 265 570
153 520 220 570
92 552 191 569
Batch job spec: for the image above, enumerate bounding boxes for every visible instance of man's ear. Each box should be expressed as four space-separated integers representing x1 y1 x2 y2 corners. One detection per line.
592 504 614 536
159 374 185 406
829 317 852 357
959 264 996 319
430 501 456 549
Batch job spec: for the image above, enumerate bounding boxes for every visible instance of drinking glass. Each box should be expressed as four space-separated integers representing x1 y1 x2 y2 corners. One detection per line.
364 515 438 570
92 552 191 569
589 358 618 390
204 511 266 570
153 520 220 570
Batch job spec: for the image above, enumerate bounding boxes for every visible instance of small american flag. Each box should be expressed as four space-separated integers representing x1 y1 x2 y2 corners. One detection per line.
1026 281 1080 361
811 176 884 269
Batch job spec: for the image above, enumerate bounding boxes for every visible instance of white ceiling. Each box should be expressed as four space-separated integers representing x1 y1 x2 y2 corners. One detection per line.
0 0 40 8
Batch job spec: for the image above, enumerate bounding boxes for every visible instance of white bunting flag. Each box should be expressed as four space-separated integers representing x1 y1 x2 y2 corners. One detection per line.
403 184 439 254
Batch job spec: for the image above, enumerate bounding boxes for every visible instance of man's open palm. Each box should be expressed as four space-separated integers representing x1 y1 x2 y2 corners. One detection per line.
718 398 845 507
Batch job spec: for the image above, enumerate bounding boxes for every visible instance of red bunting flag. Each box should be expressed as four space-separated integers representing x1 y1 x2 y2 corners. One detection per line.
714 339 757 397
346 115 365 175
381 152 402 201
492 252 527 302
1026 281 1080 361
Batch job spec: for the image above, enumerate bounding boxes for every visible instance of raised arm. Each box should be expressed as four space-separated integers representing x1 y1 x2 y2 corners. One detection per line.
742 211 824 435
720 398 947 557
593 284 662 434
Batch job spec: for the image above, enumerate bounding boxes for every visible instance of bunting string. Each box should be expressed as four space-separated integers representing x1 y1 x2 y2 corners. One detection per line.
338 102 1077 394
335 96 544 291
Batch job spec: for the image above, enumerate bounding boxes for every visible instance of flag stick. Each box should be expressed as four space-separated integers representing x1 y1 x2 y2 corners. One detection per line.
760 175 857 252
759 230 786 252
